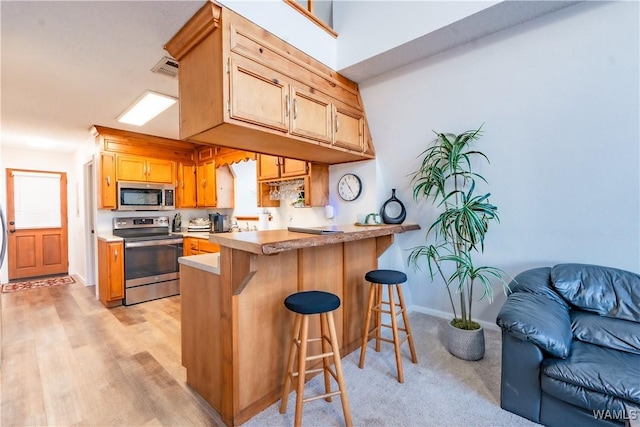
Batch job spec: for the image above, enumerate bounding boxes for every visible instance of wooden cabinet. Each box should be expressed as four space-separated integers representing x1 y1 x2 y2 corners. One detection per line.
97 240 124 307
257 155 307 181
257 162 328 208
164 3 375 164
229 56 289 133
98 153 116 209
176 162 197 208
332 104 365 152
196 160 217 207
184 237 220 255
289 84 333 144
117 154 174 184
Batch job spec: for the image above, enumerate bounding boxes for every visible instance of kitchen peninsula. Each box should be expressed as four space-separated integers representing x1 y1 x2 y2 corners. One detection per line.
178 223 419 426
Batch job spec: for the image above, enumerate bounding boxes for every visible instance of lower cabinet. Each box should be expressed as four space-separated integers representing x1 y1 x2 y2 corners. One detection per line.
97 239 124 307
184 237 221 255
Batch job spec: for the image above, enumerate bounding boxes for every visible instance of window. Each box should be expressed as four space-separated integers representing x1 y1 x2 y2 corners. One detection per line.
284 0 337 37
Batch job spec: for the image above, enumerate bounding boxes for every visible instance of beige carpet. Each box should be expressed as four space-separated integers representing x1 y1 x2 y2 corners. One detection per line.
243 313 539 427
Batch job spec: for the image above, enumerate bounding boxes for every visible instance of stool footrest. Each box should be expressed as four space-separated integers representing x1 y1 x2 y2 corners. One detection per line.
303 390 342 404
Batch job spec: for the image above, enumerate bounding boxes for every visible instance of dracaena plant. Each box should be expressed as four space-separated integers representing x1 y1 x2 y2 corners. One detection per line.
407 126 510 330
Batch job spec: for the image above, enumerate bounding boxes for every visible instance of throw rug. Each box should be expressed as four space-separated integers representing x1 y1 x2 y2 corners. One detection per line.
1 275 75 293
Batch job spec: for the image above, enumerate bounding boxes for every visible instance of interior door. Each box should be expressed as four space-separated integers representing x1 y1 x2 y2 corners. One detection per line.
5 168 69 280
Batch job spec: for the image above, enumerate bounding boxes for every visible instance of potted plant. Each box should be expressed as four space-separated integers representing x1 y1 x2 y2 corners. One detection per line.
407 126 510 360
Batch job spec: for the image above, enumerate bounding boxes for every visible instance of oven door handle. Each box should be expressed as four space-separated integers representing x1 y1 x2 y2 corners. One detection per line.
124 238 184 248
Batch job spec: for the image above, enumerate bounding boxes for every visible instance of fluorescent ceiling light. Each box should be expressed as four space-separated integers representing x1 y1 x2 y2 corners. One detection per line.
117 90 177 126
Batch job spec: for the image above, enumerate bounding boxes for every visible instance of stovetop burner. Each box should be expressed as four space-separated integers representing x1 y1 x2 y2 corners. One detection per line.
112 216 183 241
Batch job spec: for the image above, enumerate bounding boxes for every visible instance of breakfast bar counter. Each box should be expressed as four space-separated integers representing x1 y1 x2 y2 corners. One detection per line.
179 224 419 426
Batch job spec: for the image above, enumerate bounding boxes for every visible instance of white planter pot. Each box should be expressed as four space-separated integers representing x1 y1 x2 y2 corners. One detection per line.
447 323 485 361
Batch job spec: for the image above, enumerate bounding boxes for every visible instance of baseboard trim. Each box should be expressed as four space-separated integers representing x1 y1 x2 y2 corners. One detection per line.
409 305 501 332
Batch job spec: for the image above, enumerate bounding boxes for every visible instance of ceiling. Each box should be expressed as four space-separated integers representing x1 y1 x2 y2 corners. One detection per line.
1 1 581 154
1 1 207 153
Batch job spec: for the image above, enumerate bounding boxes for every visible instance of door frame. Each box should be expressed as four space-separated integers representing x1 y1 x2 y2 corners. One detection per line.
5 168 69 280
83 160 98 290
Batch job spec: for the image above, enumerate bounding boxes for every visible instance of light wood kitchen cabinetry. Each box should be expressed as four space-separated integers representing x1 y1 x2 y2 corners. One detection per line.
97 239 124 307
183 237 220 256
257 154 307 181
176 162 197 208
116 154 174 184
196 160 217 207
98 153 117 209
257 162 329 208
164 3 375 164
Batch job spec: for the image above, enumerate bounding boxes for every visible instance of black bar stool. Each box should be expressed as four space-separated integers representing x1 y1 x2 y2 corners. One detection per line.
358 269 417 383
280 290 352 427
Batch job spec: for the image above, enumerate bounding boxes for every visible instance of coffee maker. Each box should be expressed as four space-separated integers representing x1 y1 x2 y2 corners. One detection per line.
209 213 230 233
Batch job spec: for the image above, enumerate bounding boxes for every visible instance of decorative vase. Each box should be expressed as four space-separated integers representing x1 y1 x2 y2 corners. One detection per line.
380 189 406 224
447 322 485 361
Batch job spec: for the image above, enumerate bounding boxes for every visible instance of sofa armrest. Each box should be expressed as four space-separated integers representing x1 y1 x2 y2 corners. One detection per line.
500 331 544 423
497 291 572 358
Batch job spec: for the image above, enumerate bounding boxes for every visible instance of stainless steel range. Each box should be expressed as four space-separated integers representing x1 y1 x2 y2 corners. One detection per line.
112 216 183 305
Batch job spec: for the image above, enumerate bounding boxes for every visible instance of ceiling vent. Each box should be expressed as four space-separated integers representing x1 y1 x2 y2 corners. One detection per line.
151 56 179 79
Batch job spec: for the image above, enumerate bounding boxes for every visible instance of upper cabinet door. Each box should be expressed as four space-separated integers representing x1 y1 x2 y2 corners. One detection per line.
99 153 116 209
229 57 289 132
116 155 147 182
332 104 364 152
289 85 332 144
257 154 281 181
280 158 307 178
145 158 174 183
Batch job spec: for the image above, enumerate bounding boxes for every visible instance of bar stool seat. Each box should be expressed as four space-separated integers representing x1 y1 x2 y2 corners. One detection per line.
280 291 352 427
359 269 417 383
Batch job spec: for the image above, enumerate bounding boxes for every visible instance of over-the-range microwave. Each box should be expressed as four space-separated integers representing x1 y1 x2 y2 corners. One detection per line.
116 181 175 211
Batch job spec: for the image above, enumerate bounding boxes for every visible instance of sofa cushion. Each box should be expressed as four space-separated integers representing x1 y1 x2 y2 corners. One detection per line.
542 340 640 412
572 310 640 355
551 263 640 322
497 291 572 358
509 266 569 308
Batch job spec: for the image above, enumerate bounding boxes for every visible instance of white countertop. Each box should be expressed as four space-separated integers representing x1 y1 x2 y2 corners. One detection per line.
178 252 220 275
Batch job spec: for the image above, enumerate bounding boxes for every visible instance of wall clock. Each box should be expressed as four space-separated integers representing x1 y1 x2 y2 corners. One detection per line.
337 173 362 201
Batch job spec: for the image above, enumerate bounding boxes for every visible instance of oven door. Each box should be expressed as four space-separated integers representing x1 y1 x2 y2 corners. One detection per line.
123 238 183 305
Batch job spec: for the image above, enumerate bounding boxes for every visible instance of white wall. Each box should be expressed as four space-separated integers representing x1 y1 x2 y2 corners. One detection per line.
333 0 498 70
0 146 84 284
357 1 639 327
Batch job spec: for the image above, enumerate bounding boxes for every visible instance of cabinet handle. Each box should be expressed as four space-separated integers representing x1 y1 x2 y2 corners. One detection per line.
106 176 111 186
293 98 298 120
202 179 207 188
285 95 290 117
335 114 339 133
147 166 151 176
114 250 118 258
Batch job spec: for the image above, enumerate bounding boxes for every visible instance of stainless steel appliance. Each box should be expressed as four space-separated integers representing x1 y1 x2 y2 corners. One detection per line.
117 181 175 211
209 213 230 233
112 216 183 305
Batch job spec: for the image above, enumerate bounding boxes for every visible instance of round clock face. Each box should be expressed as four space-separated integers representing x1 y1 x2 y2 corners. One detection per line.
338 173 362 201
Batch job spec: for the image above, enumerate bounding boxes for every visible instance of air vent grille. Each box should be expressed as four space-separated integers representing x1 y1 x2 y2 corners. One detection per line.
152 56 179 79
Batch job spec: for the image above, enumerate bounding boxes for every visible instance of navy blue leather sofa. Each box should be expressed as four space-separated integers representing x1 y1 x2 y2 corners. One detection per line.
496 263 640 426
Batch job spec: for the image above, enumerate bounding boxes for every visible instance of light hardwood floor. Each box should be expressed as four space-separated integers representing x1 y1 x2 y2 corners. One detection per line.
0 277 225 426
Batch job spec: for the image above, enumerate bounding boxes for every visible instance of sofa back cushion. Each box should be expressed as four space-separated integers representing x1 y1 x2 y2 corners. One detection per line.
551 263 640 322
571 310 640 354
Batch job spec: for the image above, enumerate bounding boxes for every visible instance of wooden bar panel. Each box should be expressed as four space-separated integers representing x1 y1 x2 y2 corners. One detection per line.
180 224 420 426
